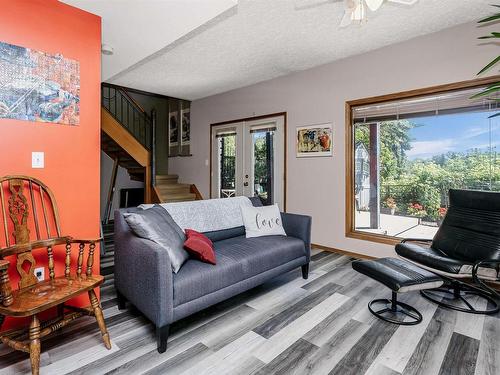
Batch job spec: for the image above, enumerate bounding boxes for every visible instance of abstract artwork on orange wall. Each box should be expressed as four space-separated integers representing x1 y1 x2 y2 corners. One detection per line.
0 41 80 125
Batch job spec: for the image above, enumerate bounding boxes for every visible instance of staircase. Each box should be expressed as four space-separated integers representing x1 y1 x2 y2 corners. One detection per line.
155 174 197 202
101 83 202 214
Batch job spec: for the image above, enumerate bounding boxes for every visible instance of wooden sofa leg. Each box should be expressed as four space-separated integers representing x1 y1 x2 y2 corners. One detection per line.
116 290 127 310
29 315 41 375
157 325 170 353
302 263 310 280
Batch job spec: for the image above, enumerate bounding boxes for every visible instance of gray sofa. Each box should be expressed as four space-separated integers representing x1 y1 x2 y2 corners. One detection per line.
113 197 311 353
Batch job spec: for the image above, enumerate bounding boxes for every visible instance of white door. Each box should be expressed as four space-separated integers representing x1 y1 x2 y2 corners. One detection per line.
211 115 285 209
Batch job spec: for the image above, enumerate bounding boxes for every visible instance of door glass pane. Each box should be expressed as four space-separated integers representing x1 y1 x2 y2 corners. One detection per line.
218 134 236 198
253 130 274 205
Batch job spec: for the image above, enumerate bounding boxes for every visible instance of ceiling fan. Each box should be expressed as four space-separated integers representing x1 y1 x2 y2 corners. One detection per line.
295 0 419 27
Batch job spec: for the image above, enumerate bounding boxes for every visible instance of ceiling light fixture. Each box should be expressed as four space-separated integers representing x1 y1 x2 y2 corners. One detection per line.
101 44 114 56
340 0 418 27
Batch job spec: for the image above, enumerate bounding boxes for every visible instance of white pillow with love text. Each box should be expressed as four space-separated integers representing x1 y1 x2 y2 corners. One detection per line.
240 204 287 238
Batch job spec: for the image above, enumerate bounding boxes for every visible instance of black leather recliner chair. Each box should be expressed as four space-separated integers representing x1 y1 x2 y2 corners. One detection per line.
396 189 500 314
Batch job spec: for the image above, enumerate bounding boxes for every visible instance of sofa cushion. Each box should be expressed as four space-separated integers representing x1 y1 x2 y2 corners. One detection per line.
203 226 246 242
173 246 246 306
220 235 305 274
184 229 216 265
123 205 188 273
241 204 287 238
173 235 306 306
248 196 264 207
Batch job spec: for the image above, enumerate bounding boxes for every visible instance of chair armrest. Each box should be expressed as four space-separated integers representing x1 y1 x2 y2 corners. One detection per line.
0 259 13 307
114 210 174 327
281 212 312 262
1 237 72 257
69 238 102 244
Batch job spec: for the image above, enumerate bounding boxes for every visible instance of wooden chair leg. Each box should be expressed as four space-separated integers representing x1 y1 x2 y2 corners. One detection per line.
29 315 41 375
88 289 112 350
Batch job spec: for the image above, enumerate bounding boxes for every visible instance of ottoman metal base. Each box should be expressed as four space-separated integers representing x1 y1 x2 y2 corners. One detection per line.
368 291 423 325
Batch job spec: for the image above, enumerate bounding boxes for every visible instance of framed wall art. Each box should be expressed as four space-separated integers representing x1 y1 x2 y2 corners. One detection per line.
296 123 333 157
0 41 80 125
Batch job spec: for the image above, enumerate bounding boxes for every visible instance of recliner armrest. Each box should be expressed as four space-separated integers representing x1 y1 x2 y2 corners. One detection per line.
401 238 432 244
281 212 312 262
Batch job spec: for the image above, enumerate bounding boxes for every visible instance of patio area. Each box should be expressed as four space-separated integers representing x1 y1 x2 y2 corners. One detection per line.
355 211 439 239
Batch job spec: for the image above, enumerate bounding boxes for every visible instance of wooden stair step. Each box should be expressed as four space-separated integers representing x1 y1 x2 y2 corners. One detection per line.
156 175 179 184
156 184 191 193
159 192 197 202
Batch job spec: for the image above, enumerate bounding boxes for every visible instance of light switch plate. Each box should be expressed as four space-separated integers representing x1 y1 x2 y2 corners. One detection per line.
32 152 44 168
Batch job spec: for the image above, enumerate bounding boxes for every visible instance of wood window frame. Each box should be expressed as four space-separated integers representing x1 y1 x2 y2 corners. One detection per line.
209 112 288 211
345 76 500 245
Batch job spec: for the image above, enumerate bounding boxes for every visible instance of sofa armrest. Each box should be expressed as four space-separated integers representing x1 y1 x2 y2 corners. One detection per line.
114 210 174 327
281 212 312 262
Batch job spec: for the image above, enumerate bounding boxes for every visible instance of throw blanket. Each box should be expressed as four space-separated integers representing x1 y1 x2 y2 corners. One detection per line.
140 196 253 233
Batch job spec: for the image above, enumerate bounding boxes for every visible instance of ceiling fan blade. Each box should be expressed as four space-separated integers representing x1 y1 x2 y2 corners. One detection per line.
294 0 342 11
352 2 366 21
365 0 384 12
339 10 354 27
388 0 419 5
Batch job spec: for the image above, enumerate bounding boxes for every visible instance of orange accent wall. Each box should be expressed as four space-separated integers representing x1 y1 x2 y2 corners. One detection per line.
0 0 101 330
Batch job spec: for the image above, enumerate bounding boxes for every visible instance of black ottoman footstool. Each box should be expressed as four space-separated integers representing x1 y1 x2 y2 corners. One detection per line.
352 258 444 325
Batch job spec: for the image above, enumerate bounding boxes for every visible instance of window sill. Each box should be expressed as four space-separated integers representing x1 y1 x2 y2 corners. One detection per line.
346 230 401 246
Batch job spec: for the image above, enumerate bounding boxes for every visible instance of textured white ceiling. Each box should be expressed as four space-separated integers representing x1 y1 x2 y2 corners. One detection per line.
74 0 493 100
60 0 237 80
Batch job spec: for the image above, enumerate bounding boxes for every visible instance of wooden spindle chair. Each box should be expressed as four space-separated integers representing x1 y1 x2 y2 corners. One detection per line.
0 176 111 375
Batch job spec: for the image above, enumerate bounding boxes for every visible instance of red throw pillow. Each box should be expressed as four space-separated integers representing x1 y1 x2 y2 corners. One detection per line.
184 229 216 265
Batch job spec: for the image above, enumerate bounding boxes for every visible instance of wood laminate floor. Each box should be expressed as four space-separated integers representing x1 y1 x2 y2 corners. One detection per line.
0 249 498 375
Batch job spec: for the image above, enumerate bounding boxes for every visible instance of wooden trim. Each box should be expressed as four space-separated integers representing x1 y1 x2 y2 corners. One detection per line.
209 112 287 211
190 184 204 200
211 112 287 127
102 108 150 167
312 243 376 260
346 75 500 107
345 76 500 245
151 186 162 203
145 166 152 204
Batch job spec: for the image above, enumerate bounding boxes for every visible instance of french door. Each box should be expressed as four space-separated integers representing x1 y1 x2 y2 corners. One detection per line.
211 115 285 209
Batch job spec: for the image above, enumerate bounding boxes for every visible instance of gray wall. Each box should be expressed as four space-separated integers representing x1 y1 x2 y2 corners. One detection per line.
128 91 169 175
100 151 143 220
169 21 497 258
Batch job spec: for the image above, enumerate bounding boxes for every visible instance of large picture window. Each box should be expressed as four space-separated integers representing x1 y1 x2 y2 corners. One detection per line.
346 78 500 244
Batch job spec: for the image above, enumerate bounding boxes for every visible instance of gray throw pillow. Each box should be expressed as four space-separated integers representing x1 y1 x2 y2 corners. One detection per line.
123 205 188 273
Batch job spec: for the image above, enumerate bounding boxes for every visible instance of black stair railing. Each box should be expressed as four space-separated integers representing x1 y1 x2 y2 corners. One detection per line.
101 82 157 206
101 83 152 150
